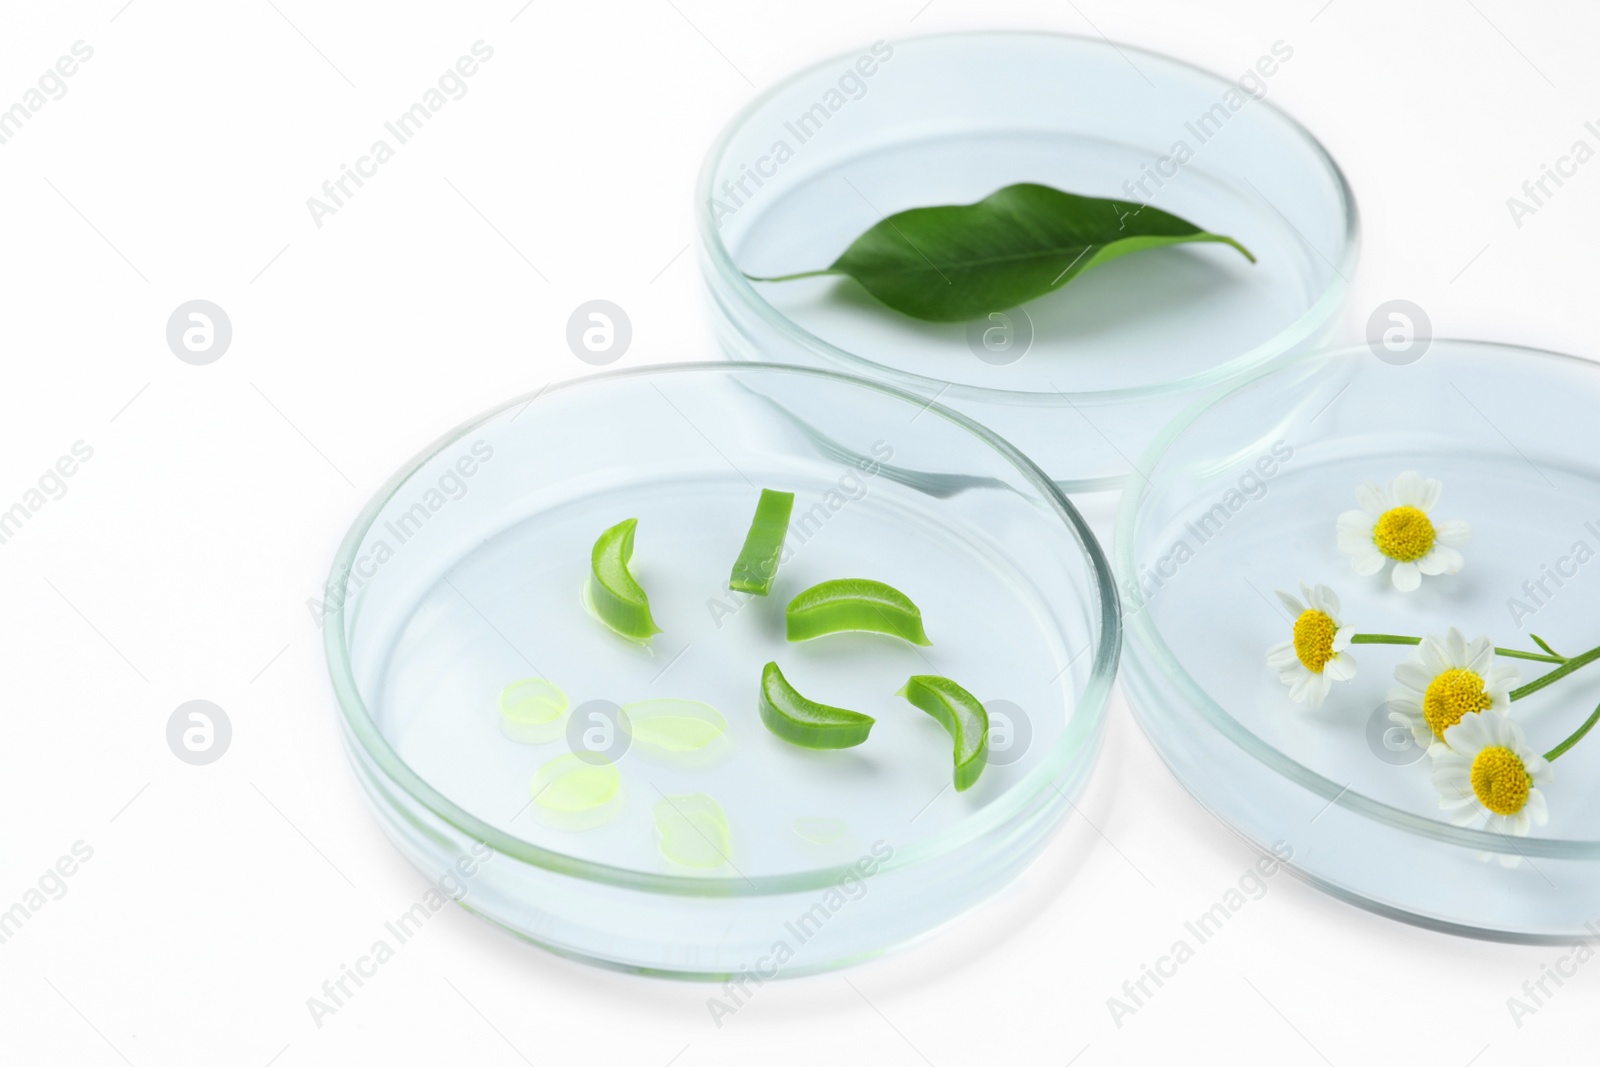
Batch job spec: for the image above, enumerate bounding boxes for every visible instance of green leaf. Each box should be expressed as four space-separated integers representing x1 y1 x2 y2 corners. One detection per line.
746 182 1255 323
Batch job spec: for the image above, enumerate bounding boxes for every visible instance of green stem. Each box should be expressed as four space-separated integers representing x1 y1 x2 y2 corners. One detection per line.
1496 648 1568 665
1545 699 1600 762
1349 633 1565 665
743 270 836 283
1348 633 1421 646
1510 643 1600 702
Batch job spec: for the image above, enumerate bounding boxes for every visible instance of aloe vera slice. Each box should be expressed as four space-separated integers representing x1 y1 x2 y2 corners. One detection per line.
899 675 989 791
498 678 569 744
586 518 662 640
653 793 732 868
785 578 931 645
758 661 875 749
729 488 795 595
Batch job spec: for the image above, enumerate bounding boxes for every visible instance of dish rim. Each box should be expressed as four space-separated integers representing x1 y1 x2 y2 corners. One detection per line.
1115 338 1600 859
324 360 1122 896
694 29 1361 406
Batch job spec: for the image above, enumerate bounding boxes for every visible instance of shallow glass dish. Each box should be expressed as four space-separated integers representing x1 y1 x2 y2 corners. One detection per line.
324 363 1118 977
697 31 1357 491
1117 340 1600 941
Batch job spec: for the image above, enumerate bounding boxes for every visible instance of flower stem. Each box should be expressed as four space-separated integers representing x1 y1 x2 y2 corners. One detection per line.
1496 648 1569 665
1545 699 1600 762
1348 633 1565 665
1511 643 1600 702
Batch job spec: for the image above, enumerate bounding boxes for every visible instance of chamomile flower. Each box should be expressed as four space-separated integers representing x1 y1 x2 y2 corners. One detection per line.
1337 472 1470 592
1430 710 1551 845
1387 628 1520 748
1266 582 1356 706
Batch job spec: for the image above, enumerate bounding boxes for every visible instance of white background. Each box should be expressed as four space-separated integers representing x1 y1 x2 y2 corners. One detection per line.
2 0 1598 1064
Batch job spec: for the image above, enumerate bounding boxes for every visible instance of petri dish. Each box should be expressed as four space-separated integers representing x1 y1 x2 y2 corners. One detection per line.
1118 340 1600 941
325 362 1118 976
696 31 1357 492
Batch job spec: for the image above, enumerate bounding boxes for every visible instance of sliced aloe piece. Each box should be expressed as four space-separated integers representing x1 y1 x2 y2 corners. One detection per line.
498 677 569 744
899 675 989 791
621 698 729 765
785 578 931 645
586 517 661 640
758 661 875 749
653 793 732 868
729 488 795 595
528 754 622 831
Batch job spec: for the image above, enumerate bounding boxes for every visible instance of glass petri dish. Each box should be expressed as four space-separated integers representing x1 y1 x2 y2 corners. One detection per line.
324 362 1119 977
696 31 1358 492
1117 340 1600 941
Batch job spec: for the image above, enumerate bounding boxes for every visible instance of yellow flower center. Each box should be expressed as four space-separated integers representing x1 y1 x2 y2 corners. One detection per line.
1292 610 1338 673
1372 505 1436 562
1423 669 1493 739
1470 745 1531 816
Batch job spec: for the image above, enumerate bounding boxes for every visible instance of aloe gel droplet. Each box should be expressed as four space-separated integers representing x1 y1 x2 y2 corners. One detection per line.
529 754 622 831
622 699 730 765
499 678 569 743
792 816 848 846
653 794 732 868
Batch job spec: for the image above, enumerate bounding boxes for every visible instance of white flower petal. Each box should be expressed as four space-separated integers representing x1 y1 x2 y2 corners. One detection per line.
1337 511 1375 549
1391 471 1428 507
1392 561 1422 592
1324 652 1357 682
1418 477 1443 511
1350 546 1386 576
1276 590 1306 617
1465 635 1495 675
1306 673 1333 707
1394 662 1433 692
1526 789 1549 827
1487 712 1527 750
1332 625 1356 652
1527 756 1554 786
1355 482 1389 517
1443 710 1489 751
1420 547 1465 579
1391 706 1429 747
1420 639 1459 671
1434 519 1472 547
1388 694 1423 716
1417 545 1463 575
